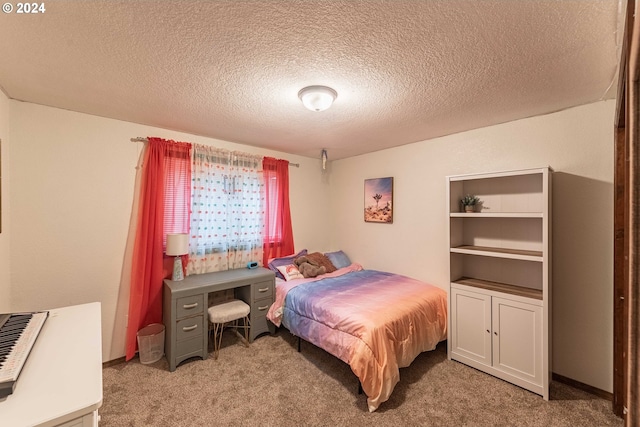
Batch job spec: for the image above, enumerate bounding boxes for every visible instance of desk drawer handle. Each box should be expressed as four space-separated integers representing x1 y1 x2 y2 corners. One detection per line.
182 302 199 309
258 287 270 293
258 305 269 311
182 324 198 332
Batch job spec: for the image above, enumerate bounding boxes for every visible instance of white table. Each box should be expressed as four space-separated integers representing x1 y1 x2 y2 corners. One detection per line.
0 302 103 426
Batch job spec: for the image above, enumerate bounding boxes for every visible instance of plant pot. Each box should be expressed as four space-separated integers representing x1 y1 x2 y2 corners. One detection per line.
464 205 474 213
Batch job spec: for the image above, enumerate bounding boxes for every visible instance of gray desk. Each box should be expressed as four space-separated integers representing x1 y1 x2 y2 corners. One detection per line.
163 267 275 372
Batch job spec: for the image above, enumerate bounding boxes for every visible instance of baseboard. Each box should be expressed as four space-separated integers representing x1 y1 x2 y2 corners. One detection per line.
552 372 613 401
103 356 127 368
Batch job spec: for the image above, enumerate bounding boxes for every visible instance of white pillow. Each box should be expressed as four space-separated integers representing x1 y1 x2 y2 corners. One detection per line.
276 264 304 281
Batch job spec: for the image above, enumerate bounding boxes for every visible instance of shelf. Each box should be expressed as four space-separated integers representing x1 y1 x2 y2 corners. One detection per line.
447 167 551 182
452 277 543 300
450 212 543 218
447 167 550 400
451 245 543 262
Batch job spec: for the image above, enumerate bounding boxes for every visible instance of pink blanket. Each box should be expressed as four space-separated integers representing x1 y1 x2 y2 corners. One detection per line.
267 264 448 412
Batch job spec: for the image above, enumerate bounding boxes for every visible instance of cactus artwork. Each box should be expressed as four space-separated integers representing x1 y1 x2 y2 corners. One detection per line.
364 177 393 223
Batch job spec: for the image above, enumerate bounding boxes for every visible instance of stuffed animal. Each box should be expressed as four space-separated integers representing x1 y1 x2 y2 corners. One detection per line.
294 255 327 278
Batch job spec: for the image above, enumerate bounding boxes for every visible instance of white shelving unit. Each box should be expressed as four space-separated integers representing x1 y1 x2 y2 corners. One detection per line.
446 167 551 399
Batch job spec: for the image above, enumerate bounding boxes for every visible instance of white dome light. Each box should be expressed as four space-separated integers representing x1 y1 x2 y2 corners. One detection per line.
298 86 337 112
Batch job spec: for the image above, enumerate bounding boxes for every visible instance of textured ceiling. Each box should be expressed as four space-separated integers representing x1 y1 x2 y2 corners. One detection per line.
0 1 624 160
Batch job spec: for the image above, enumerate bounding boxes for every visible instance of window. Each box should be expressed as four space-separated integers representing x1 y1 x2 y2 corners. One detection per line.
186 145 264 274
159 144 294 275
162 144 191 247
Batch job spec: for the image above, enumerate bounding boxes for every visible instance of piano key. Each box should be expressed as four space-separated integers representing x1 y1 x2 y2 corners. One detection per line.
0 311 48 397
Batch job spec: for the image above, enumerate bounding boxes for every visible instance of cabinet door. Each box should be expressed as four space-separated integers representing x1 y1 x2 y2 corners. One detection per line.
492 296 543 386
451 287 492 366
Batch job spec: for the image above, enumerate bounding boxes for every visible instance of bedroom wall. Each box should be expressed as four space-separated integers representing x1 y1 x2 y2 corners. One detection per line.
329 100 615 393
4 98 616 392
0 90 10 312
7 101 331 361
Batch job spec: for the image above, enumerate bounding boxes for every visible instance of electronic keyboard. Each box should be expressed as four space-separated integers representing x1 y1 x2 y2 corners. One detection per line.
0 311 48 399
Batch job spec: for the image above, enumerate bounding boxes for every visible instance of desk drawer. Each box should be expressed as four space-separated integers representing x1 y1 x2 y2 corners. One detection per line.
251 313 269 338
254 280 274 301
175 335 203 359
253 299 271 316
250 297 271 342
176 316 203 341
176 294 204 318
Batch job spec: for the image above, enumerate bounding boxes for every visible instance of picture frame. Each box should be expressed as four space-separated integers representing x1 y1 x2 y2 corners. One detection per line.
364 177 393 223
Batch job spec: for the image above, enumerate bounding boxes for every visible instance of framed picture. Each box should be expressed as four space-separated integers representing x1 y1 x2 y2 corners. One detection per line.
364 177 393 223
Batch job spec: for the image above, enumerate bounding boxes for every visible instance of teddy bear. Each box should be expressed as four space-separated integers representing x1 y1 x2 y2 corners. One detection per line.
294 255 327 278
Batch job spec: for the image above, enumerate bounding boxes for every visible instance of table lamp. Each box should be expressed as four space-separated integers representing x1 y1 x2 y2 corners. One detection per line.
166 233 189 281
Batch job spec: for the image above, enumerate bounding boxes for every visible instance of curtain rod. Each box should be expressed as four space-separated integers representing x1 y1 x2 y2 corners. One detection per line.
130 137 300 167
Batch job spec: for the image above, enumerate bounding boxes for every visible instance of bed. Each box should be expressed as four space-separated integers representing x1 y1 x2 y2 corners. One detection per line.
266 259 448 412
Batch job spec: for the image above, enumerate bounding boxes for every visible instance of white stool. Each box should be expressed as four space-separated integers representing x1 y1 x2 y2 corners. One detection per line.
207 299 251 359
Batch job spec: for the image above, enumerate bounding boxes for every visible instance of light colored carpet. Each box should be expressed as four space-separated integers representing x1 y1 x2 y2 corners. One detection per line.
101 329 622 427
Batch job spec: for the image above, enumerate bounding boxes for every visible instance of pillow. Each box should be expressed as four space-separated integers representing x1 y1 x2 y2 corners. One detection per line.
324 250 352 269
276 264 304 281
304 252 337 274
268 249 307 280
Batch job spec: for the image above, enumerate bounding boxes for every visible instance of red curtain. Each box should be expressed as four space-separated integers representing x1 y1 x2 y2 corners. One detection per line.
262 157 295 266
125 137 191 361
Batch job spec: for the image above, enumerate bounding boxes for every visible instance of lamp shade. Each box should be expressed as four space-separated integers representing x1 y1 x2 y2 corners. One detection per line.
166 233 189 256
298 86 337 112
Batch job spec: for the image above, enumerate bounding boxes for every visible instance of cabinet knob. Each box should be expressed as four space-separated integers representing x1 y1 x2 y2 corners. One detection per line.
494 331 498 336
486 329 490 333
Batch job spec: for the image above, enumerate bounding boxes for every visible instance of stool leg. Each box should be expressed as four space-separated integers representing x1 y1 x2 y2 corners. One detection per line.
214 322 224 360
243 316 250 345
230 317 251 347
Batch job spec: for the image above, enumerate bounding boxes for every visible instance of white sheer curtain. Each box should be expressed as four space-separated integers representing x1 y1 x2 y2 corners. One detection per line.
187 144 264 274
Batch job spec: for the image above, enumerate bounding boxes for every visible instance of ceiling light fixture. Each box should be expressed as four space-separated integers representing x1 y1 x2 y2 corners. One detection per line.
298 86 337 112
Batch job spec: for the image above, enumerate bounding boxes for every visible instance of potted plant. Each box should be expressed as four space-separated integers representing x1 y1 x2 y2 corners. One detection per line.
461 194 480 212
